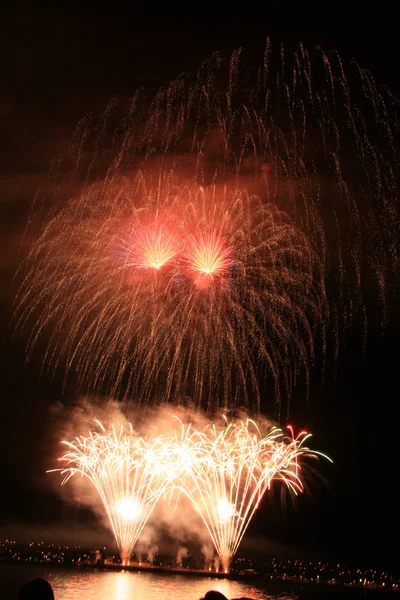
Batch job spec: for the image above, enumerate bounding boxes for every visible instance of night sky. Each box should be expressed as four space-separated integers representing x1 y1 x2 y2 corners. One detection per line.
1 5 400 569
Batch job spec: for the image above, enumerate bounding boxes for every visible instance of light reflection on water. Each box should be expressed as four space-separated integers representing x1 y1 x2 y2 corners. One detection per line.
0 565 296 600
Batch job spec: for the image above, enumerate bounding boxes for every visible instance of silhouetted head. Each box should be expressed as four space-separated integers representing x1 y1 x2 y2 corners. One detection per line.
201 591 228 600
17 577 54 599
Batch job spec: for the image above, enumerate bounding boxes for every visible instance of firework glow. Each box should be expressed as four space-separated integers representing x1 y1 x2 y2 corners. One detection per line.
185 230 233 288
51 414 331 568
16 180 325 411
50 421 168 565
168 417 331 572
124 224 179 271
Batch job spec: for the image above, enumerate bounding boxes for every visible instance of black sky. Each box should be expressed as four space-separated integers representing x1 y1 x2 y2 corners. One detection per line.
1 4 400 569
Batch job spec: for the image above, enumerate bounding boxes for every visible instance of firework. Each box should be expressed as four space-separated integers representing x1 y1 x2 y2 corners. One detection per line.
16 179 325 411
50 422 167 564
184 229 233 288
124 224 179 271
15 42 399 412
50 414 331 570
168 417 331 572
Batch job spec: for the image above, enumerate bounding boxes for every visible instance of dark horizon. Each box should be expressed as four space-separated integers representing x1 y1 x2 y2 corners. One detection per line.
1 5 400 572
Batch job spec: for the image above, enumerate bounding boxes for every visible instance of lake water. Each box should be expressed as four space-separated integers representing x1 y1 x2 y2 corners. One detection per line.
0 564 365 600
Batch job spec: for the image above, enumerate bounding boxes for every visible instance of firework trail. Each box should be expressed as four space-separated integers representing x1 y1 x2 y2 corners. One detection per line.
167 416 331 571
17 178 325 411
15 42 400 412
50 422 168 564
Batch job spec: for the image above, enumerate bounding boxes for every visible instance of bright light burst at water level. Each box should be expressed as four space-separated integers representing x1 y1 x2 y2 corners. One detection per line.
115 497 142 521
169 417 332 572
49 413 331 571
217 497 236 523
50 422 167 565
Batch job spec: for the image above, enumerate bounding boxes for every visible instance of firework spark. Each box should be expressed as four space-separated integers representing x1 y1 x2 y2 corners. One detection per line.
16 180 325 411
50 412 331 570
50 422 167 564
185 230 233 288
168 417 331 572
122 224 179 271
15 42 399 412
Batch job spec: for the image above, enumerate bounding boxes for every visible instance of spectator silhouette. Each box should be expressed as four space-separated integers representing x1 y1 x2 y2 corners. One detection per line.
201 592 228 600
17 577 54 599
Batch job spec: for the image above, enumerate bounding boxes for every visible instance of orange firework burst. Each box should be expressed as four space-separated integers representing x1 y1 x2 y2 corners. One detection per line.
185 230 233 289
16 176 325 411
123 225 179 271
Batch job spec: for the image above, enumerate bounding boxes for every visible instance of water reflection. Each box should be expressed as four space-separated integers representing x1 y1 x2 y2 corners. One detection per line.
1 565 298 600
47 569 268 600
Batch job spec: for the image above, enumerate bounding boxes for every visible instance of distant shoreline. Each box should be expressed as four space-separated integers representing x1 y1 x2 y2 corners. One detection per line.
1 559 390 593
